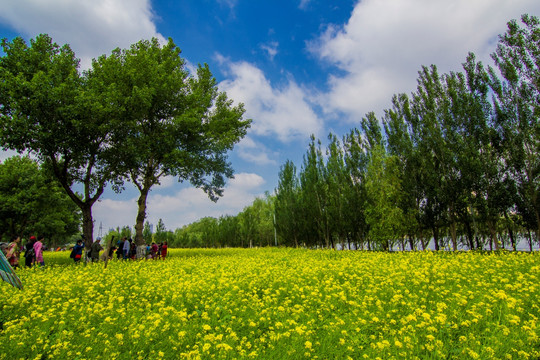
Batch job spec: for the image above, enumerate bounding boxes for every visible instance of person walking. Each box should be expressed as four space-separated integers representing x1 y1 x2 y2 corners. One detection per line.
71 239 84 263
33 235 45 267
129 240 137 259
123 238 131 260
24 236 36 268
117 237 125 260
90 237 103 262
161 241 168 260
6 235 21 269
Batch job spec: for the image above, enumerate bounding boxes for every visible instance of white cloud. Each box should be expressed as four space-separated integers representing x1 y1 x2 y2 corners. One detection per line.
260 41 279 60
236 137 277 165
93 173 266 232
311 0 540 120
0 0 165 69
155 175 176 190
298 0 312 10
218 58 323 142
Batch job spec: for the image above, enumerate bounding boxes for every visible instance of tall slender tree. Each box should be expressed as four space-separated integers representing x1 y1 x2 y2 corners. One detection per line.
300 136 330 248
491 14 540 241
275 160 301 247
342 128 369 249
324 134 349 248
408 65 450 250
384 94 421 250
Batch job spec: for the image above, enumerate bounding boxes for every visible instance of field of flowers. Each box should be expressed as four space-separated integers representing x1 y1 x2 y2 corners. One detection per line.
1 248 539 359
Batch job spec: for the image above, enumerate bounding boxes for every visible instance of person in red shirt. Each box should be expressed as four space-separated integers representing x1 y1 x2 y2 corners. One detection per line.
151 242 158 259
161 242 168 260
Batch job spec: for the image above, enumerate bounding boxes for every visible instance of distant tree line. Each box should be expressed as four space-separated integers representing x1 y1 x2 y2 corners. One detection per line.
99 195 275 249
178 14 539 251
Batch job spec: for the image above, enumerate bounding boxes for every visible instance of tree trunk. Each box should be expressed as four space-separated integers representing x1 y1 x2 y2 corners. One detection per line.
81 204 94 255
134 187 150 250
464 220 474 250
536 210 540 249
420 236 427 251
475 236 481 250
449 221 458 251
487 219 499 250
504 212 517 251
408 235 415 251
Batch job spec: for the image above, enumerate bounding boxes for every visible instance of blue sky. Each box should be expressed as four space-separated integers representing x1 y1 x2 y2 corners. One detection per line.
1 0 539 235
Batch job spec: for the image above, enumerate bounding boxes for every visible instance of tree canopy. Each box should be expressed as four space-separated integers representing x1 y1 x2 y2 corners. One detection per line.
89 38 250 250
0 34 127 249
0 36 250 251
0 156 80 243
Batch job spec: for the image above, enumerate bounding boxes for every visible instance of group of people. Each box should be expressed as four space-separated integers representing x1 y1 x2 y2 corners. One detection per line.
70 236 111 263
68 236 168 263
146 241 168 260
3 234 170 269
4 235 46 268
117 237 168 260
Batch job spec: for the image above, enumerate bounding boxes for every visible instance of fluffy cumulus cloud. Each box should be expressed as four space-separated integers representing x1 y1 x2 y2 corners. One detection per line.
311 0 540 120
0 0 165 69
218 57 323 142
93 173 266 232
236 137 277 165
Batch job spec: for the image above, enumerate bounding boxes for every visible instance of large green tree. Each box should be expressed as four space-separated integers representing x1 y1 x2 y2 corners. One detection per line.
0 35 126 249
0 156 80 243
92 38 250 254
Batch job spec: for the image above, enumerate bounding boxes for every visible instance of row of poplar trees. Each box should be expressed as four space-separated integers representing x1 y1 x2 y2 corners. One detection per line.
273 14 539 251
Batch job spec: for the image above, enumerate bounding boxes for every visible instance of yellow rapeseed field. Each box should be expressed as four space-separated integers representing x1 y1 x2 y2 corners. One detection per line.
0 248 539 359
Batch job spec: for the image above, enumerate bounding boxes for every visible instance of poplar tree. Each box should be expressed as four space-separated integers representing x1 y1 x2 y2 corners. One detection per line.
491 14 540 241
